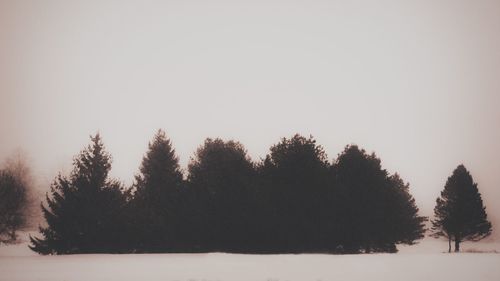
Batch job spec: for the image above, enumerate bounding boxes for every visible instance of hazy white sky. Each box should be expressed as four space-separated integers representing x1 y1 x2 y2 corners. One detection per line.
1 0 499 235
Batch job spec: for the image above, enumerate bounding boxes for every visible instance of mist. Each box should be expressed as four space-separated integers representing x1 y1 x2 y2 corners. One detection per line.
1 0 499 238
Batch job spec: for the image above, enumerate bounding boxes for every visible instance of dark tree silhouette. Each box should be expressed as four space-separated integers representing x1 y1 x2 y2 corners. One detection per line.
259 134 334 253
333 145 426 253
384 174 427 247
3 151 41 230
187 138 257 252
0 169 28 243
29 134 128 254
129 130 185 252
25 132 430 255
431 164 492 252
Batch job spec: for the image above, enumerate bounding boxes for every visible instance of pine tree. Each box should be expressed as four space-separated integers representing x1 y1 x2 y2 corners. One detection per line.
29 134 127 254
431 164 492 252
259 134 333 253
187 138 256 252
333 145 426 253
130 129 184 252
384 174 427 247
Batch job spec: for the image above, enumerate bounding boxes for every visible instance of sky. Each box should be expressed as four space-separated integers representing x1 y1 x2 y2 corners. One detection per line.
1 0 499 237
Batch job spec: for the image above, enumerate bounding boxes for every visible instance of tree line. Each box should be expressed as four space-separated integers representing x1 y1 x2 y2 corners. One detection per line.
2 130 490 253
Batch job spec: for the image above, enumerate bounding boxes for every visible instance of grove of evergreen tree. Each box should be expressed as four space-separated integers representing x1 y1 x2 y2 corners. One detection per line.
431 165 492 252
30 132 432 254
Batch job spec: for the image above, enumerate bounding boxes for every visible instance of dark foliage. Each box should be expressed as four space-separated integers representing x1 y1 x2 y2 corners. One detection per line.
431 165 492 252
187 138 257 252
258 134 334 253
0 169 28 243
28 132 430 254
29 134 128 254
128 130 185 252
333 145 426 253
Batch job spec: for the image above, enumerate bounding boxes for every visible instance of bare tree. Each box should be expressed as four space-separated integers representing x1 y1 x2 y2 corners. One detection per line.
0 169 28 243
0 150 37 243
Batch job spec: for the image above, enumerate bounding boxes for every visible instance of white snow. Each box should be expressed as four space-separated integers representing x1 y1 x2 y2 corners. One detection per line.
1 233 499 281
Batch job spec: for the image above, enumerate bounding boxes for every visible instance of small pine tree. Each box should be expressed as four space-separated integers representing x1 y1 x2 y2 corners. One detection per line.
431 164 492 252
130 129 184 252
29 134 127 254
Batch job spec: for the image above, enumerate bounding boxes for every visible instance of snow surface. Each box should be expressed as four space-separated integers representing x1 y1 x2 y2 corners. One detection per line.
1 233 499 281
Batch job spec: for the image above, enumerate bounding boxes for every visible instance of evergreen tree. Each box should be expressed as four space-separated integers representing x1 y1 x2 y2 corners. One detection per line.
29 134 127 254
333 145 425 253
259 134 333 253
0 169 28 243
431 164 492 252
130 130 184 252
187 138 256 252
384 174 427 247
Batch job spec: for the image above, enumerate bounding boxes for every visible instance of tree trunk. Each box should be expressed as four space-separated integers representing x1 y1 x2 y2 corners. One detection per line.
448 237 451 253
454 240 460 252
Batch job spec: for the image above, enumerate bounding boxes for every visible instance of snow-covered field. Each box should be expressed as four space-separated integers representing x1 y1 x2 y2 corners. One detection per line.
1 233 499 281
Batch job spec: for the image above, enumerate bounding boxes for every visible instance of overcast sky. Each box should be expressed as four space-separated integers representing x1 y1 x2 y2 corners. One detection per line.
1 0 499 236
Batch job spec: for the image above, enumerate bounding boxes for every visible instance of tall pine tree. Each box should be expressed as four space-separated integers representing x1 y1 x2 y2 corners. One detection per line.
129 129 184 252
29 134 127 254
259 134 333 253
431 164 492 252
187 138 256 252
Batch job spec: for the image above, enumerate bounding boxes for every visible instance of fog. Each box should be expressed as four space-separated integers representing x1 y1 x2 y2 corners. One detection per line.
1 0 499 237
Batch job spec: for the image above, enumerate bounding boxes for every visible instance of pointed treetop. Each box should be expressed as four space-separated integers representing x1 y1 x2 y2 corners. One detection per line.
71 133 112 188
